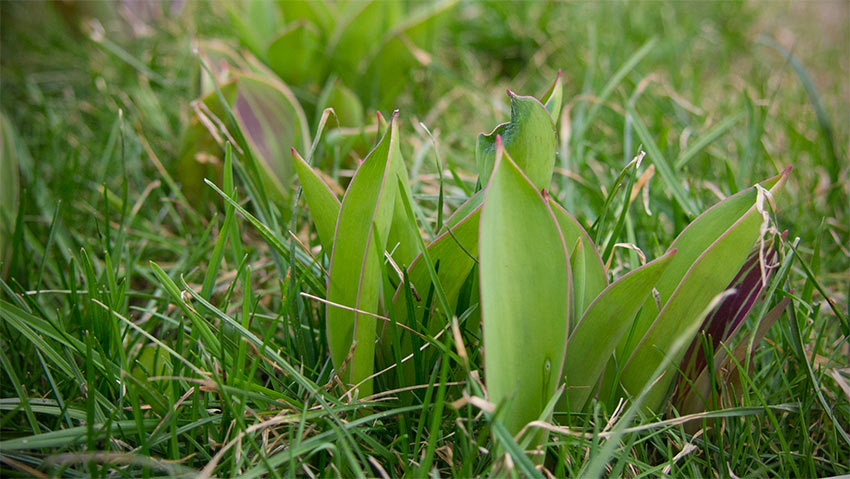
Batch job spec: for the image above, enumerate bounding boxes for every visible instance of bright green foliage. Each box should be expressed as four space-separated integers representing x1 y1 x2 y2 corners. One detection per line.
4 2 846 477
476 91 557 190
292 149 340 255
479 143 571 445
540 69 564 121
563 250 675 411
326 114 404 397
317 79 365 128
267 21 322 86
549 200 608 316
616 168 790 411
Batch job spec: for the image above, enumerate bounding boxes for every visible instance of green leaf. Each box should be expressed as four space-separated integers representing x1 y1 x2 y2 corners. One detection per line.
549 199 608 316
616 168 788 362
386 148 421 270
386 201 480 336
292 148 340 255
360 0 459 108
317 78 364 128
479 141 571 444
267 21 323 86
476 91 557 191
619 167 791 412
279 0 335 36
326 113 403 397
328 0 403 85
540 69 563 122
378 191 481 381
226 0 282 60
231 72 311 204
563 249 676 412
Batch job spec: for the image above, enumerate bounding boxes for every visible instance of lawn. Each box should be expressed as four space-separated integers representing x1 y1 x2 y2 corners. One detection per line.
1 1 848 477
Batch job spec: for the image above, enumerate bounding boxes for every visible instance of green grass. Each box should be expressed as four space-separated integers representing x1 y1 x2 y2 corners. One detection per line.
1 1 848 477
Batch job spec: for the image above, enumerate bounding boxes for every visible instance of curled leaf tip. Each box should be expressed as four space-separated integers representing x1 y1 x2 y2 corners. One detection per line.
290 147 297 155
506 88 516 98
392 109 400 119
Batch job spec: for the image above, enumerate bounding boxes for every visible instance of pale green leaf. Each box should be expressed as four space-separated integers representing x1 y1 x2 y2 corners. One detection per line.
267 21 323 86
540 69 563 122
326 114 403 397
563 250 676 412
479 143 571 444
476 92 557 191
619 167 791 411
292 148 340 255
549 199 608 316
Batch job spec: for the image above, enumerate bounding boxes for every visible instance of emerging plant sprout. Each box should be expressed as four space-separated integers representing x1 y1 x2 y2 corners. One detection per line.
289 71 791 457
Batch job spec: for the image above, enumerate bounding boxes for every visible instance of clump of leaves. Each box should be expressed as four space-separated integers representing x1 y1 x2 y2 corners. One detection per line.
176 0 457 205
292 72 792 458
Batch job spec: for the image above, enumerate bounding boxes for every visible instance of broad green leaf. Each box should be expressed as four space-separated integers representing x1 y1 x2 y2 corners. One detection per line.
479 143 571 445
378 190 482 379
279 0 335 37
540 69 563 122
388 204 480 333
317 78 364 128
476 91 557 191
619 167 791 411
680 233 784 386
292 148 340 255
231 72 311 204
549 199 608 315
226 0 282 60
563 250 676 412
443 189 484 231
569 238 586 321
326 114 403 397
267 21 323 86
616 168 788 361
328 0 403 85
360 0 459 108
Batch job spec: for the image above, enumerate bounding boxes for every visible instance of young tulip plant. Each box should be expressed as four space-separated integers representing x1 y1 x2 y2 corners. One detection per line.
276 72 791 459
